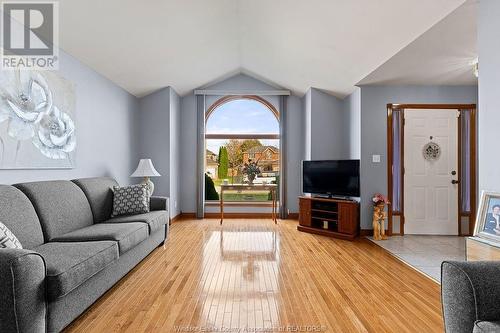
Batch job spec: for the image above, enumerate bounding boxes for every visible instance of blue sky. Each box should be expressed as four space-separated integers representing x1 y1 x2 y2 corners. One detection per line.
205 99 280 154
206 99 279 134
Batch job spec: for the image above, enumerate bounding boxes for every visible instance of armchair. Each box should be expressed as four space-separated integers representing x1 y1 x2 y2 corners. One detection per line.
442 261 500 333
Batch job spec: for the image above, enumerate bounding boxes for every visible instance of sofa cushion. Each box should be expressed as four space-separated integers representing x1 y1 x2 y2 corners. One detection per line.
106 211 168 233
51 223 148 254
473 320 500 333
14 180 94 241
0 185 44 249
35 241 118 300
72 177 119 223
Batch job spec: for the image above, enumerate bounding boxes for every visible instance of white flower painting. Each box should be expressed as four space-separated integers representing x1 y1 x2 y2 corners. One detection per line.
0 70 76 169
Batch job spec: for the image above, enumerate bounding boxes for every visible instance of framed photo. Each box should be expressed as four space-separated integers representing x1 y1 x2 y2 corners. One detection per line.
474 191 500 244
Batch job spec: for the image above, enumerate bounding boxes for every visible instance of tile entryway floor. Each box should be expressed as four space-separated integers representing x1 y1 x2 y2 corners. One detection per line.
368 235 466 282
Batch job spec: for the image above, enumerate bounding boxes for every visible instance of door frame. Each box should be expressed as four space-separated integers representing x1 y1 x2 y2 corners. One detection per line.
387 104 477 236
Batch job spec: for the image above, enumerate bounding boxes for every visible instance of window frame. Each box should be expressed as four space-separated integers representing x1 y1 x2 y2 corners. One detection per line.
204 95 280 204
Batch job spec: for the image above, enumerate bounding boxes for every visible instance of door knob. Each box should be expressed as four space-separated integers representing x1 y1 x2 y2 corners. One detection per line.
451 170 456 175
451 180 459 185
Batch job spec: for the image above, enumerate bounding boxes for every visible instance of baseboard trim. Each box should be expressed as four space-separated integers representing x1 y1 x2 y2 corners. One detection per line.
360 229 372 236
360 229 393 236
170 213 182 224
205 212 274 219
204 202 273 207
171 212 196 222
173 212 300 220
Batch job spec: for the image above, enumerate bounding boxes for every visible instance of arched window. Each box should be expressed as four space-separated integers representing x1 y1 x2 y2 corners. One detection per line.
205 96 280 202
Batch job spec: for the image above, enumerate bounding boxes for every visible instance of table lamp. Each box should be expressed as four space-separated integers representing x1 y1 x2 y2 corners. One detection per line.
131 159 161 196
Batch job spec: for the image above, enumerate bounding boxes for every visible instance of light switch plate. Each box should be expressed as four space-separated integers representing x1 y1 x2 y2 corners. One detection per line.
372 154 381 163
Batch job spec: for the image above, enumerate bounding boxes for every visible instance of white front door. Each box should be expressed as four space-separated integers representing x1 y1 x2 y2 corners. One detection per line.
403 109 459 235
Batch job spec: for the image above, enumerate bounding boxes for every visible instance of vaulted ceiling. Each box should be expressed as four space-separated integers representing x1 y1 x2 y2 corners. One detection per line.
57 0 468 97
359 0 477 86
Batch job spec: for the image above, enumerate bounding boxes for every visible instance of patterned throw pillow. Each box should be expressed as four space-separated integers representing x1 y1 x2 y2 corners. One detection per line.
0 221 23 249
111 184 150 217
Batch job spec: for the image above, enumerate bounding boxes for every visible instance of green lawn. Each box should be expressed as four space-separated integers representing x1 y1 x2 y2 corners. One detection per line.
210 177 280 201
221 191 270 201
212 179 271 201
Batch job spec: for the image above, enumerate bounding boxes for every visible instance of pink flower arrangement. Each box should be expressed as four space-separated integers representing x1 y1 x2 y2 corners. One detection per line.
372 193 390 206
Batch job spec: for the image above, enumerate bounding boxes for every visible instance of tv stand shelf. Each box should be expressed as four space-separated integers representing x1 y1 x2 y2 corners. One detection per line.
298 196 359 240
311 208 338 214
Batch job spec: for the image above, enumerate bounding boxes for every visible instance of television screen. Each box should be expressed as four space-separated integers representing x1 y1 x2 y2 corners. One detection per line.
303 160 360 197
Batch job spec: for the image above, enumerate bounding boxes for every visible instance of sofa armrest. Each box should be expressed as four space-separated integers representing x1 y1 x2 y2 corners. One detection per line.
150 196 169 212
0 248 47 333
441 261 500 333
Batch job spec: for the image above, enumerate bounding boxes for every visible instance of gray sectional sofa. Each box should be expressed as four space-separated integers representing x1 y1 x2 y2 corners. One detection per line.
0 177 169 333
442 261 500 333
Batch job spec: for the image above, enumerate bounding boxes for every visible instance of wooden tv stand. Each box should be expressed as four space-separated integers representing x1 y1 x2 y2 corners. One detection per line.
298 196 359 240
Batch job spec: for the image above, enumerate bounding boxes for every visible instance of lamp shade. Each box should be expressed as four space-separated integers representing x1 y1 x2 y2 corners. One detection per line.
131 159 161 177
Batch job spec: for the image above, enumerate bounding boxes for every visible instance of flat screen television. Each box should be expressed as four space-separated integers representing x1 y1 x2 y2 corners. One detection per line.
302 160 360 197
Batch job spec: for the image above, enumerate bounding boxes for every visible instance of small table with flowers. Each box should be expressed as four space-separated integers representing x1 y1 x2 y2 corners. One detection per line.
219 184 278 224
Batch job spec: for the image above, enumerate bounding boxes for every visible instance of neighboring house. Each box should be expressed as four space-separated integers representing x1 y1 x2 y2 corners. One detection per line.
206 149 218 178
243 146 280 173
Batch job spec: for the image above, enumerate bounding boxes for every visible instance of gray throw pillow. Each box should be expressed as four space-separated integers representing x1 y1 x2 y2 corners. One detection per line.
0 221 23 249
111 184 150 217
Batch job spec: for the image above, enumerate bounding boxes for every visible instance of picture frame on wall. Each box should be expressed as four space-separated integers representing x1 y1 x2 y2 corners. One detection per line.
0 70 76 169
474 191 500 245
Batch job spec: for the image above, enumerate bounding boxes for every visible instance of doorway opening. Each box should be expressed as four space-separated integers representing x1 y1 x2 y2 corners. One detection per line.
387 104 477 236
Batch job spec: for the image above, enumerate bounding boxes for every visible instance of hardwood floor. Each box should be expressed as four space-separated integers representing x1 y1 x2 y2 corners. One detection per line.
65 219 443 333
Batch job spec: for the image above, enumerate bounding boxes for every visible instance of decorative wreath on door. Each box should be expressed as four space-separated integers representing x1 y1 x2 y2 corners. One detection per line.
422 142 441 161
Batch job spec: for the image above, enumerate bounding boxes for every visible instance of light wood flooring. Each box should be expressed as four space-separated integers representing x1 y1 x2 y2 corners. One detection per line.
65 219 443 333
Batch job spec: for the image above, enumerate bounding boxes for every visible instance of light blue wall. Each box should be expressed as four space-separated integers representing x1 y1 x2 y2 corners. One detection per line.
137 88 170 197
169 89 181 217
179 74 304 214
343 87 361 159
359 85 478 230
308 88 347 160
285 94 304 213
137 87 181 218
202 74 281 92
304 88 351 163
0 48 139 185
304 89 312 160
478 0 500 194
179 93 197 213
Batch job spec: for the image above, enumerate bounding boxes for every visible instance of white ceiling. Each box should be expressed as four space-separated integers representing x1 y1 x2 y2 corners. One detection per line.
57 0 467 97
358 0 477 86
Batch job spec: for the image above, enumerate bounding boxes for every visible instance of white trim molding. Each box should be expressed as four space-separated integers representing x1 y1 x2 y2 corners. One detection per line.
194 89 290 96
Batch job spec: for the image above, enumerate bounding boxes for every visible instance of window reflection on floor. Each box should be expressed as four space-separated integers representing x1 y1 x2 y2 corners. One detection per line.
199 227 281 329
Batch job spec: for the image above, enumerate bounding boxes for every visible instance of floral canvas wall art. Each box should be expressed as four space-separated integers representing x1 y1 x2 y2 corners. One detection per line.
0 70 76 169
